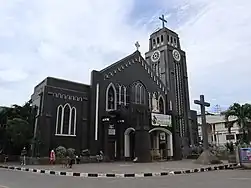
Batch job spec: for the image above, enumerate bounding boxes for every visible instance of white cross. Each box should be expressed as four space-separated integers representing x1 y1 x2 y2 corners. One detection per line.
135 41 140 51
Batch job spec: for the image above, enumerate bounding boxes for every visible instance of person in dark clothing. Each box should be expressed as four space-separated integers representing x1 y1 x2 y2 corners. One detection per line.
21 147 27 165
67 156 74 168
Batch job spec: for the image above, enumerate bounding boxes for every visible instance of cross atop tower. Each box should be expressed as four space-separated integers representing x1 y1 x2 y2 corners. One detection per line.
159 14 167 28
135 41 140 51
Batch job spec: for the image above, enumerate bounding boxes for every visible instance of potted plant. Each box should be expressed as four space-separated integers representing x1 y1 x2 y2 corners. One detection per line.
225 142 236 163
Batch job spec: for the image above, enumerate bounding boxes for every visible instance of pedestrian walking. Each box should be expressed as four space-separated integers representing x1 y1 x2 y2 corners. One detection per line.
49 149 56 165
21 147 27 165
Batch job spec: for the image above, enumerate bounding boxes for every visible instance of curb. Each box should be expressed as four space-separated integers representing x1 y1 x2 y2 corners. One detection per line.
0 163 239 178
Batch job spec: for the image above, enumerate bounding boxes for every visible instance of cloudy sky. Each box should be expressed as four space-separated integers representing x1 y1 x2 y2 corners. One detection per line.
0 0 250 112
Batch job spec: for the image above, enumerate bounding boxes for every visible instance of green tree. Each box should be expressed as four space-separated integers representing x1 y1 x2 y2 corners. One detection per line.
223 103 251 144
6 118 33 154
0 107 9 152
0 100 35 154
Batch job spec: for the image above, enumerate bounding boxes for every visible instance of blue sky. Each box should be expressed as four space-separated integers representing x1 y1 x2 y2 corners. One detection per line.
0 0 251 112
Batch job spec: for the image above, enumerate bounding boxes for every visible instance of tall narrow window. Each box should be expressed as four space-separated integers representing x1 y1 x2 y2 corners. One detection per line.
118 85 122 105
159 96 165 114
161 35 164 42
174 38 177 47
55 103 77 136
106 83 117 111
148 92 152 109
55 105 63 135
121 85 127 105
157 37 160 44
140 85 146 104
108 89 115 109
153 39 156 45
70 107 77 135
136 84 141 103
62 104 70 134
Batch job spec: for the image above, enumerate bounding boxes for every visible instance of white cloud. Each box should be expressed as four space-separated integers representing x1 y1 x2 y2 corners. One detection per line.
0 0 251 113
163 0 251 111
0 0 149 106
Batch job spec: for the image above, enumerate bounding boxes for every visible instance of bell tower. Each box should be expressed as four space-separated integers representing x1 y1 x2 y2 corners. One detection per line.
145 15 181 88
145 15 193 147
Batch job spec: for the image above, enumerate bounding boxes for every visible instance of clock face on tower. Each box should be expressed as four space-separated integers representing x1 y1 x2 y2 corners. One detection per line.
172 49 181 62
151 50 161 62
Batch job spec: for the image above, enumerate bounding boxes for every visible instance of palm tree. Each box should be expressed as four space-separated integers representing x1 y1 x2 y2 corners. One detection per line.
223 103 251 144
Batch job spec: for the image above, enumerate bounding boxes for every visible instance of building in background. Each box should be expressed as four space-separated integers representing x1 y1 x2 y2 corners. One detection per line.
197 113 241 146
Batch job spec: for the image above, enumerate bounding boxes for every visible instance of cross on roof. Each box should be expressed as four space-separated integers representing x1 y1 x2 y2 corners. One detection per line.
135 41 140 51
159 14 167 28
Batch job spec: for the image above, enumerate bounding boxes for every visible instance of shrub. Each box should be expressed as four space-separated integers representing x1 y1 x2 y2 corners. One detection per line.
55 146 66 158
66 148 75 158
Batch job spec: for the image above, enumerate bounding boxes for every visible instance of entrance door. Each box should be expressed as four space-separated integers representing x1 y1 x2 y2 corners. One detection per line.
124 127 136 160
149 127 173 160
108 140 116 161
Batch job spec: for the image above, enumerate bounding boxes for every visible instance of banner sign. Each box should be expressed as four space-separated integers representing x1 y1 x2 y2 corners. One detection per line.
151 113 172 127
108 124 116 135
239 148 251 163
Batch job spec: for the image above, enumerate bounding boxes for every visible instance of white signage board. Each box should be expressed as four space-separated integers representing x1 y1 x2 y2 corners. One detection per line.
151 113 172 127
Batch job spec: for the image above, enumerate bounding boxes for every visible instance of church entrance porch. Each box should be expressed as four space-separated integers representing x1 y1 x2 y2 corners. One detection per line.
149 127 173 161
124 127 136 160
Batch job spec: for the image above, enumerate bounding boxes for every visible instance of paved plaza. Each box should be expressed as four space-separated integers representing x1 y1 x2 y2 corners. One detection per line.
0 167 250 188
1 159 230 174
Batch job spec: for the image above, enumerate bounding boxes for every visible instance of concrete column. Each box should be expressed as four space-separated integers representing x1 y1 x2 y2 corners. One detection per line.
135 130 151 162
156 132 160 155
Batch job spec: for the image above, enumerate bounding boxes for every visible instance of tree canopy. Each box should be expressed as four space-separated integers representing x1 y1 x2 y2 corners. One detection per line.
0 100 35 155
223 103 251 144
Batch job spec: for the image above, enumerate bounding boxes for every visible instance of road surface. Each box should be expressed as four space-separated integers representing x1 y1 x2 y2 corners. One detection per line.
0 168 250 188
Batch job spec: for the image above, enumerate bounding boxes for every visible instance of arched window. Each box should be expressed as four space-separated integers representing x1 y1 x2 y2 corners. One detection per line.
70 107 77 135
119 85 127 105
62 104 70 134
161 35 164 42
153 39 156 45
55 103 77 136
106 83 117 111
55 105 63 135
158 96 165 114
152 92 158 112
131 82 146 105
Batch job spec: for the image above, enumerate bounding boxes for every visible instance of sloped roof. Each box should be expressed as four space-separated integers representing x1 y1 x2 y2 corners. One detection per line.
99 50 168 94
100 51 139 73
197 114 237 124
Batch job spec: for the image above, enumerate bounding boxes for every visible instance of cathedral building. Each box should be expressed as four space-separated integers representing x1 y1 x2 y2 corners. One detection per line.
31 16 198 162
